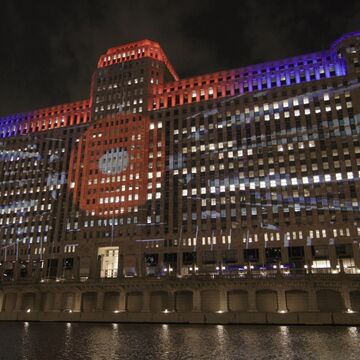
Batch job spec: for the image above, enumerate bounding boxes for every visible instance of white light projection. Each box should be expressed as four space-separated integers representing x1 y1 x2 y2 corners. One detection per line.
98 148 129 175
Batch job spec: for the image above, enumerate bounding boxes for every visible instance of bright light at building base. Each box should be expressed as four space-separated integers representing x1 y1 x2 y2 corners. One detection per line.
26 309 31 313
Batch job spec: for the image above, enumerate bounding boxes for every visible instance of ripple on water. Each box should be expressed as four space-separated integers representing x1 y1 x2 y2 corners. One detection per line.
0 323 359 360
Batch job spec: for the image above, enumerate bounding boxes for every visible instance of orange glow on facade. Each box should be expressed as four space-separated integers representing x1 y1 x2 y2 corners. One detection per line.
68 113 165 217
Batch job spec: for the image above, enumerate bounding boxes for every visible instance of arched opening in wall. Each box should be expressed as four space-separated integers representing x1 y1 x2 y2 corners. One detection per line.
316 290 345 312
3 293 17 312
126 292 143 312
21 293 36 311
104 291 120 312
62 292 74 311
286 290 308 312
150 291 169 312
201 290 220 312
256 290 278 312
175 291 193 312
81 292 97 312
350 291 360 311
228 290 248 312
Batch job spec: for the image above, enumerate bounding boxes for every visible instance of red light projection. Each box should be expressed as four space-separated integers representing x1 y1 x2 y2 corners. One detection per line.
68 113 164 217
97 39 179 81
0 100 90 138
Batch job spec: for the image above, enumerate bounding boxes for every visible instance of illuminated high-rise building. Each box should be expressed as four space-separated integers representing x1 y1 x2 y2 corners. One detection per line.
1 32 360 287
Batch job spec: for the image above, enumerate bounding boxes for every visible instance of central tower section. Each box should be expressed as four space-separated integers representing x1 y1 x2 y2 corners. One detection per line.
70 40 177 216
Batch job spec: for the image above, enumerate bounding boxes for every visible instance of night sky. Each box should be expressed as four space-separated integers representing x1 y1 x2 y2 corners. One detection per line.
0 0 360 116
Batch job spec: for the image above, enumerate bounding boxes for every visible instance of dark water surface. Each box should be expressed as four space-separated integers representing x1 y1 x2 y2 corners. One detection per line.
0 322 359 360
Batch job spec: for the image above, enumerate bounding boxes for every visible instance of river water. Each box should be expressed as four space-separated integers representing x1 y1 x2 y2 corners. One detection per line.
0 322 359 360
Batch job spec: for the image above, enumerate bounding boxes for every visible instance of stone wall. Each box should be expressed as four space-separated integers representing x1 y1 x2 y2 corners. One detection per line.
1 274 360 325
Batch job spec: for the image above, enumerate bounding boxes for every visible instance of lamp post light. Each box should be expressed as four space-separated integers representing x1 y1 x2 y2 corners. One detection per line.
189 265 198 276
163 264 173 276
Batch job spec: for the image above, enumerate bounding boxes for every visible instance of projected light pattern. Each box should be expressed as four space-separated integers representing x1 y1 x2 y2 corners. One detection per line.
1 32 360 277
68 113 164 217
97 39 179 81
98 148 129 175
149 44 349 111
0 100 89 139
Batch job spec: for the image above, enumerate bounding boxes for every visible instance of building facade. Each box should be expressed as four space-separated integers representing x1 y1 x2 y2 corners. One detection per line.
1 33 360 286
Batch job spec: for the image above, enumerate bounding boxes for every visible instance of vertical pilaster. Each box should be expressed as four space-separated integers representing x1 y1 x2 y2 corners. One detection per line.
281 247 289 264
304 246 313 268
15 292 22 311
73 256 80 281
177 254 182 276
328 245 337 269
27 261 33 280
352 242 360 270
34 292 42 311
117 254 123 278
308 288 318 311
0 292 4 312
142 291 150 312
0 264 4 281
118 291 126 312
73 292 82 312
90 252 100 280
342 287 352 311
196 251 203 271
258 247 265 266
192 289 201 312
158 252 164 274
13 262 20 281
167 291 175 311
56 257 64 279
247 289 257 312
277 289 288 312
219 289 228 312
96 291 104 311
53 292 63 312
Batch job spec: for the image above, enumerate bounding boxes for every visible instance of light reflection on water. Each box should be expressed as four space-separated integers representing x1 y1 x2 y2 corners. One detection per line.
0 322 359 360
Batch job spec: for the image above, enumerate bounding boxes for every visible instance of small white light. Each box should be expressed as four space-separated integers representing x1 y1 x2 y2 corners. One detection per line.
250 265 254 270
278 310 287 314
26 309 31 313
169 267 173 272
195 266 199 271
244 265 248 270
164 268 168 272
280 265 284 269
189 267 193 271
304 265 308 269
336 265 340 269
344 265 348 269
216 310 224 313
163 309 169 313
347 308 355 313
216 266 220 271
273 265 277 269
113 310 119 313
69 310 73 313
221 266 226 270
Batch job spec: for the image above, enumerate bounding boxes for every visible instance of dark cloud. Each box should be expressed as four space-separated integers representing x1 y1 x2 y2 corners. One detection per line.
0 0 359 116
